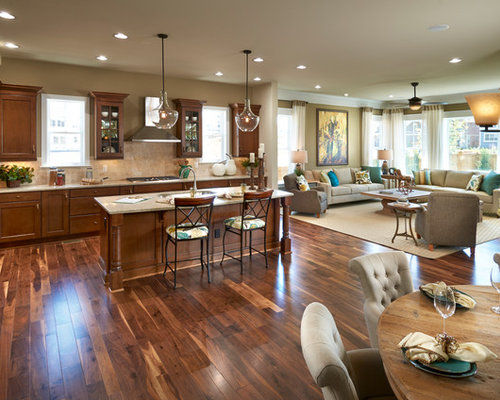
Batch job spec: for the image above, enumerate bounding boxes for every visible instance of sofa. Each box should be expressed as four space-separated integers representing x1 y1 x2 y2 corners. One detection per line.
413 169 499 215
304 167 385 205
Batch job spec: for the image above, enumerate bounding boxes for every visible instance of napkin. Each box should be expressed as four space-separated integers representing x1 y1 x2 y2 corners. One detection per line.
420 281 476 309
399 332 497 364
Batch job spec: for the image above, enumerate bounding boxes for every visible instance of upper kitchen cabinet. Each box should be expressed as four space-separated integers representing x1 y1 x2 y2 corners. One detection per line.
173 98 206 158
230 103 261 157
0 81 42 161
90 91 129 160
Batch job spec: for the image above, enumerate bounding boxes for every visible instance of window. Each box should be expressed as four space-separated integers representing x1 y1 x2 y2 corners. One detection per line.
42 94 89 167
201 106 229 163
370 115 382 165
443 113 498 171
277 108 294 181
404 116 423 173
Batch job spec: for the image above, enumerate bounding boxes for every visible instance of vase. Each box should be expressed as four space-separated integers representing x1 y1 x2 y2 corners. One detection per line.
225 159 237 176
212 163 226 176
7 180 21 188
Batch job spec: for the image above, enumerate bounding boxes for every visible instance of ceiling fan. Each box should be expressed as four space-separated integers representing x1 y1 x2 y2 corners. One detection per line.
408 82 422 110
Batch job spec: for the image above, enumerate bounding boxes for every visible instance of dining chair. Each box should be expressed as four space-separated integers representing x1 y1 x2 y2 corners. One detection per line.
220 190 273 273
164 195 215 288
301 302 395 400
348 251 413 347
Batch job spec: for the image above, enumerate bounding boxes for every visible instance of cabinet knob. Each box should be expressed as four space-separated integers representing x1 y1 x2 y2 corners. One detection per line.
36 203 39 210
32 145 35 153
93 221 98 225
16 195 20 199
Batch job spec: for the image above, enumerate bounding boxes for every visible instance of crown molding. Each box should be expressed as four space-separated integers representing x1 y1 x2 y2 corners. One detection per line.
278 89 385 109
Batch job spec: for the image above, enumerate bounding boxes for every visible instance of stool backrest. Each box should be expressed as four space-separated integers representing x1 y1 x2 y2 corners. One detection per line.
174 196 215 229
241 190 274 225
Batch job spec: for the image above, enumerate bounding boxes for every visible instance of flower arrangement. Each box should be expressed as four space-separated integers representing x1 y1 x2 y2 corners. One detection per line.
241 158 259 168
0 164 35 187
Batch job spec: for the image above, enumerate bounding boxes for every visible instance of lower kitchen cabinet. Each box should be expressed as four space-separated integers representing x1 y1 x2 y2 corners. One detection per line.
42 191 69 237
0 192 41 242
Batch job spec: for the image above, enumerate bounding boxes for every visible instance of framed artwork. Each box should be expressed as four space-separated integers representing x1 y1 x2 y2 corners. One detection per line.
316 109 348 166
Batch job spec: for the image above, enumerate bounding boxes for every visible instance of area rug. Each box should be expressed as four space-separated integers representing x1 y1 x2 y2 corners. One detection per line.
290 200 500 259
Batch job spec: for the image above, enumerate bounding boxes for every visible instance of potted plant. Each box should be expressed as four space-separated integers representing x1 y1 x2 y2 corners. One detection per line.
0 164 35 188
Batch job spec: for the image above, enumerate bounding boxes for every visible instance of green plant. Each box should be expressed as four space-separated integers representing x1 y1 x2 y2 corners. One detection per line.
294 166 304 176
475 148 493 170
0 164 34 183
241 158 259 168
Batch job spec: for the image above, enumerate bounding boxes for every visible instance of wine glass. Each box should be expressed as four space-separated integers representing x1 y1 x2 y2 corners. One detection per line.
434 285 456 336
490 264 500 314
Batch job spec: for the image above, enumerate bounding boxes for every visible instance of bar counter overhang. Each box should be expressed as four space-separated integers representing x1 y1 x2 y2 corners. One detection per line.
95 188 293 291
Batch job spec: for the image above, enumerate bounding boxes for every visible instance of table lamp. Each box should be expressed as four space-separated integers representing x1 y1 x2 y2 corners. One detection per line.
291 149 308 175
377 149 393 175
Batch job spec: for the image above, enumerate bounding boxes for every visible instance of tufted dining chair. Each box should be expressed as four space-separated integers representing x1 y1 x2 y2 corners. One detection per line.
301 302 395 400
348 251 413 347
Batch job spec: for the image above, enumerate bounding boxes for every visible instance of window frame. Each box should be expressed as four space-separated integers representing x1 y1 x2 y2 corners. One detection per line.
277 107 295 182
200 105 230 164
41 93 90 168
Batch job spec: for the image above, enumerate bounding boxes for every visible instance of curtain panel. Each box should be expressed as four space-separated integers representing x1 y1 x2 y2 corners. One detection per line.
361 107 373 165
422 105 444 169
291 100 306 151
382 109 405 172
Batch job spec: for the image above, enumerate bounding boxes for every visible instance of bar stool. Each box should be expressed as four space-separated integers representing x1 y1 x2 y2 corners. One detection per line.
164 195 215 288
220 190 274 273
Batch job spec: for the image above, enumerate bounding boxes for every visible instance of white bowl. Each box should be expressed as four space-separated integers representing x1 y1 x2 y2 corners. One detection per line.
101 111 109 117
111 112 118 118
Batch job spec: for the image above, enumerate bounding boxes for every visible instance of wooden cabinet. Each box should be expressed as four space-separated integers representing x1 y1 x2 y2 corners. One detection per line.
0 82 42 161
90 91 129 160
173 99 206 158
42 191 69 237
0 192 40 242
230 102 261 157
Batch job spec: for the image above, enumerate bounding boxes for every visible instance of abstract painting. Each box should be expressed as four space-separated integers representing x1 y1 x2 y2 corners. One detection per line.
316 109 348 166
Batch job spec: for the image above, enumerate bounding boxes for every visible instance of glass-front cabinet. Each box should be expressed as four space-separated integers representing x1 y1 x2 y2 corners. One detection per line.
90 91 129 159
173 98 206 158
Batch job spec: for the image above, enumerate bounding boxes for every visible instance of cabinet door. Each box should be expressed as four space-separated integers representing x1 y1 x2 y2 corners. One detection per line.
173 99 206 158
0 95 37 161
42 191 69 237
0 201 40 242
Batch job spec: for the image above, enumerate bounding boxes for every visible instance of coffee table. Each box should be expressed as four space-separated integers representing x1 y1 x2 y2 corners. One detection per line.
361 189 430 214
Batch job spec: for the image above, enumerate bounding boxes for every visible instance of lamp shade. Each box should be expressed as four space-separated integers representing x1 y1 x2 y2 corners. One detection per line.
291 150 308 164
465 93 500 127
377 149 393 160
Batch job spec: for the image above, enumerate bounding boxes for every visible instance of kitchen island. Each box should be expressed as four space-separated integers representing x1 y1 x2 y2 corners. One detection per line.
95 188 293 291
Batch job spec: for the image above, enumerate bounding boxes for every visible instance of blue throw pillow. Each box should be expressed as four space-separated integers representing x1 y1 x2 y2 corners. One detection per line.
361 166 383 184
480 170 500 195
327 170 339 186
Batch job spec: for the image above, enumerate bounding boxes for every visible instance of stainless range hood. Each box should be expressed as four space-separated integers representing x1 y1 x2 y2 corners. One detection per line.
129 126 180 143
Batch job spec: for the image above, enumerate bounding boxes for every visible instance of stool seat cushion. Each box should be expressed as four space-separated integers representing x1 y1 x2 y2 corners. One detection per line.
167 224 209 240
224 216 265 230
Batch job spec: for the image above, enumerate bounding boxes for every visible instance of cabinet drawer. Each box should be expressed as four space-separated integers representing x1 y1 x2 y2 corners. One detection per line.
0 191 41 203
133 183 183 194
70 197 101 216
70 214 101 234
70 187 120 198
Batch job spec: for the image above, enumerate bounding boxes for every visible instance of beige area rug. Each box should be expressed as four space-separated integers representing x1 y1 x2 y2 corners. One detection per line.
290 200 500 259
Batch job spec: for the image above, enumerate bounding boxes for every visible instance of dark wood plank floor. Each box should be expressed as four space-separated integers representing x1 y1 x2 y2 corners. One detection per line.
0 218 498 399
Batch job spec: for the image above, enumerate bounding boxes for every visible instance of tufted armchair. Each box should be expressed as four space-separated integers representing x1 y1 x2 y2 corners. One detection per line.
348 251 413 347
283 173 328 218
301 302 395 400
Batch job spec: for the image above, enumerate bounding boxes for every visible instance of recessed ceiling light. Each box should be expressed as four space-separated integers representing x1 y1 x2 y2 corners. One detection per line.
96 55 108 61
215 71 223 76
344 93 349 97
253 77 262 81
113 32 128 40
4 42 19 49
388 94 394 98
0 11 15 19
296 65 307 70
315 85 321 89
449 57 462 64
427 24 449 32
253 57 264 63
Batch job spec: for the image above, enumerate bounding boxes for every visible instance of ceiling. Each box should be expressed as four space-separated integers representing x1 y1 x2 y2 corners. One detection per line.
1 0 500 103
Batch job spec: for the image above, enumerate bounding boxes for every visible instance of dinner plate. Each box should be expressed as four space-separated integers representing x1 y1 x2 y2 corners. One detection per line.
402 348 477 378
419 287 474 309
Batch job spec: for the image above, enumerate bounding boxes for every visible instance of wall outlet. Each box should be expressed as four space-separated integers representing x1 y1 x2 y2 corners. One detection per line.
102 164 108 173
214 228 220 238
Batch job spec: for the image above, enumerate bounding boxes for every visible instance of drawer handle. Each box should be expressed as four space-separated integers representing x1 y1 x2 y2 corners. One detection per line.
36 203 39 210
32 145 35 153
94 221 98 225
16 195 21 199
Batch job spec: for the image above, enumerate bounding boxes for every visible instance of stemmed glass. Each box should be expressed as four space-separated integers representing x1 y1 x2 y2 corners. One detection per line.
434 285 456 336
490 264 500 314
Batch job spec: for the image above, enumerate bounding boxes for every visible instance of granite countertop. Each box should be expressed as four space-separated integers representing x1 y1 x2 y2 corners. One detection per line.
95 187 292 215
0 175 251 194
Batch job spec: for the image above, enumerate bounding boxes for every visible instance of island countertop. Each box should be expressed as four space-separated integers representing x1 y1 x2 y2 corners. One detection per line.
95 187 293 215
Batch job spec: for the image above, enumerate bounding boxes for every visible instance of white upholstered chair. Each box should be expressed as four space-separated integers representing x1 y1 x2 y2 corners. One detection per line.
301 302 395 400
348 251 413 347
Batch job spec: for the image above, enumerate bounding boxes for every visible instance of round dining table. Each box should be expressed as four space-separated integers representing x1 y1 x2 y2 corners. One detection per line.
377 285 500 400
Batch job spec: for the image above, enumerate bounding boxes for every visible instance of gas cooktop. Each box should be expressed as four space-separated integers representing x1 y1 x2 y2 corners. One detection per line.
126 176 179 182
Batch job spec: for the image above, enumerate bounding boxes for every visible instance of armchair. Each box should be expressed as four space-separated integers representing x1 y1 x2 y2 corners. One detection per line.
283 173 328 217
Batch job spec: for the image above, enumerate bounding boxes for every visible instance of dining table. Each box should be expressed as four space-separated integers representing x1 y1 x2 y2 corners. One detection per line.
377 285 499 400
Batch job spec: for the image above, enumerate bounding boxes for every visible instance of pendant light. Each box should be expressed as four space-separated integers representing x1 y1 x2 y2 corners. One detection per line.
408 82 422 111
153 33 178 130
235 50 260 132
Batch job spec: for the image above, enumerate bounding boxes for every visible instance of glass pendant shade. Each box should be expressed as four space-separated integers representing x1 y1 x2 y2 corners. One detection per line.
153 90 178 129
236 98 260 132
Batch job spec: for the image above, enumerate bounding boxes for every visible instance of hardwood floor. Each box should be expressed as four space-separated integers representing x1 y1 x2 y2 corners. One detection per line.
0 218 498 399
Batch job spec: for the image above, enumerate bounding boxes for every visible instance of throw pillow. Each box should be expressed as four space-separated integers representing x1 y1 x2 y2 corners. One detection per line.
412 170 432 185
296 174 310 191
327 170 339 186
320 170 330 184
355 170 371 184
361 166 383 184
480 170 500 195
466 174 483 192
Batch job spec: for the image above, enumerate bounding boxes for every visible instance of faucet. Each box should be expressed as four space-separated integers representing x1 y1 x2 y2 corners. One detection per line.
186 166 197 191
